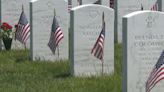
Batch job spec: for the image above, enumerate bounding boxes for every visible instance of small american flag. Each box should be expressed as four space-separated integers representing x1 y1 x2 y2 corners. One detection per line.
48 16 64 54
68 0 72 13
141 4 143 10
91 13 105 61
110 0 114 8
93 0 101 4
150 1 158 11
77 0 80 5
15 9 30 45
146 50 164 92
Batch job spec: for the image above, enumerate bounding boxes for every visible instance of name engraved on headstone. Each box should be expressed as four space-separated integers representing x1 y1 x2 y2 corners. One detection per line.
131 33 164 82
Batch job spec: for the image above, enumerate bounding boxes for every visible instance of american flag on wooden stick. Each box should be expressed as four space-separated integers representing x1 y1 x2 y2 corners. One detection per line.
150 1 158 11
15 6 30 45
93 0 101 4
141 4 143 10
91 12 105 61
110 0 114 8
68 0 72 13
77 0 81 5
48 14 64 54
146 50 164 92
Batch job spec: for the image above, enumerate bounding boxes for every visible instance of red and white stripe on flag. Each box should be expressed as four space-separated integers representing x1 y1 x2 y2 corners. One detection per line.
146 50 164 92
21 23 30 44
91 30 105 61
54 26 64 46
151 3 158 11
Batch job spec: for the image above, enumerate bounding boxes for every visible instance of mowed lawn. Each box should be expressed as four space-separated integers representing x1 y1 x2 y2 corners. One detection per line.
0 44 122 92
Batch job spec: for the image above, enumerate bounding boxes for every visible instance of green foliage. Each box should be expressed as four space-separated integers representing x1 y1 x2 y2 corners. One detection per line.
0 44 122 92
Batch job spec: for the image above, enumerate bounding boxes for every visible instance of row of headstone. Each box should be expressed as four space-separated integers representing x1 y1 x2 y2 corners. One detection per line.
29 0 164 60
30 0 111 61
30 0 114 76
0 0 114 76
1 0 164 80
1 0 164 48
2 1 164 92
29 0 164 90
0 0 110 50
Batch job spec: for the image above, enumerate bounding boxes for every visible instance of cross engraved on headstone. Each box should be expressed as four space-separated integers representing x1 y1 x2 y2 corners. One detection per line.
146 14 155 28
46 1 53 8
89 9 100 19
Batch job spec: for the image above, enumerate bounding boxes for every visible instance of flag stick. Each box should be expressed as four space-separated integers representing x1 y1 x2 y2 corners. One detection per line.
24 43 27 50
101 12 105 76
101 60 104 76
57 45 59 58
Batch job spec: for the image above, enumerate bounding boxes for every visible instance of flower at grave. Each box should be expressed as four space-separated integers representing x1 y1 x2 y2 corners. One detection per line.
0 22 13 39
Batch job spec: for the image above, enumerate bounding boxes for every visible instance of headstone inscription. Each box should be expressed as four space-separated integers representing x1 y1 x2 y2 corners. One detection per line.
123 11 164 92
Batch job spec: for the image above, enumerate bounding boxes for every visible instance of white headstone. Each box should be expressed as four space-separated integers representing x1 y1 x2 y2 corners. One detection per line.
123 11 164 92
1 0 30 49
30 0 68 61
70 4 114 76
116 0 161 43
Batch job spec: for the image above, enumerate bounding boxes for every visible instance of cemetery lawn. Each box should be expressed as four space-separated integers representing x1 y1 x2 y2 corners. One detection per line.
0 44 122 92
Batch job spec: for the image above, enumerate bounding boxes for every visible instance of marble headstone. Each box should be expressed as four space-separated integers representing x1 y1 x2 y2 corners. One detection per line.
70 4 114 76
30 0 68 61
123 11 164 92
1 0 30 49
116 0 161 43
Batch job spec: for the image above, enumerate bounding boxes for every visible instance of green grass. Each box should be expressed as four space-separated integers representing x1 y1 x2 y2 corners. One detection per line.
0 44 122 92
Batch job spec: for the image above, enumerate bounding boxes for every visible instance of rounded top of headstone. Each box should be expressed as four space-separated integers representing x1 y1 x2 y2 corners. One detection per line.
123 11 164 18
30 0 38 3
71 4 113 11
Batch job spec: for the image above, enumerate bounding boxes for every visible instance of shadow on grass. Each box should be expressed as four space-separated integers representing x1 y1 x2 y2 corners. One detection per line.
54 73 71 78
15 57 27 63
